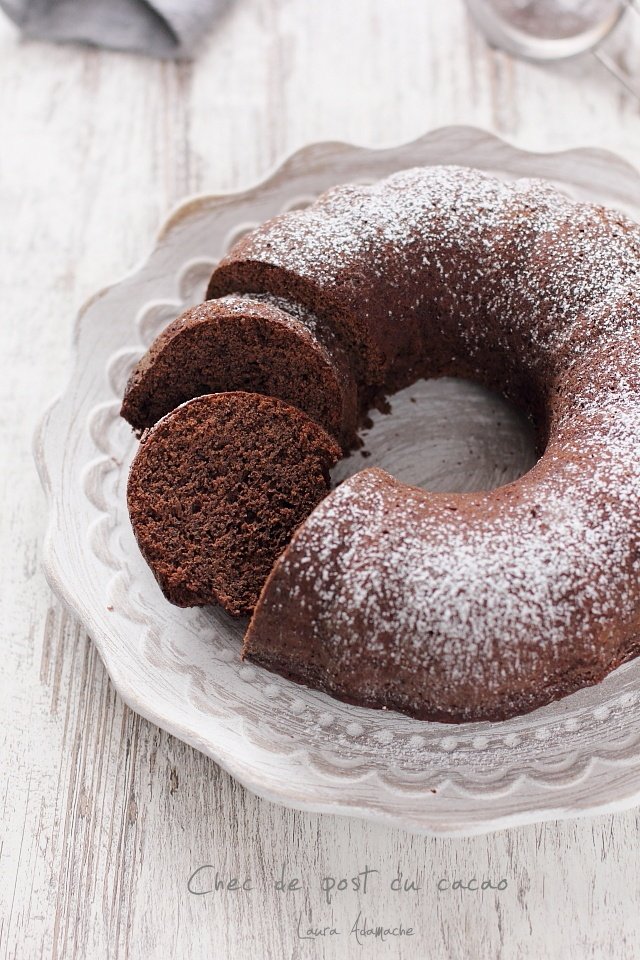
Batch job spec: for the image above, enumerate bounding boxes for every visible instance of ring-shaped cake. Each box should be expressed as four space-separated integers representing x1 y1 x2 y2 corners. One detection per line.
125 166 640 722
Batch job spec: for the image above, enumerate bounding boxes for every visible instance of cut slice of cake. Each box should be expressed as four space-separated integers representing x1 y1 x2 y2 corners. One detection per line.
127 391 340 616
121 295 358 449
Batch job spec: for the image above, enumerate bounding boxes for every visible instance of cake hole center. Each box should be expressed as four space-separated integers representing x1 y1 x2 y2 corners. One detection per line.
331 377 537 494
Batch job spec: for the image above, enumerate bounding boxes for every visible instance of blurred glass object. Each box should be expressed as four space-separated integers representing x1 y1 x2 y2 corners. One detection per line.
465 0 640 100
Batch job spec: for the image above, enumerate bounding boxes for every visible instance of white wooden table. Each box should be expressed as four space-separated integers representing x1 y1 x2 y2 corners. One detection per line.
2 3 640 957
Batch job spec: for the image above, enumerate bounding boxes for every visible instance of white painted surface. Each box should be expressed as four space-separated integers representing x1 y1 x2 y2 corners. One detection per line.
2 2 640 957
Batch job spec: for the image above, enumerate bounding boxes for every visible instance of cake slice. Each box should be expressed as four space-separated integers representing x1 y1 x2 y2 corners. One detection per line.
127 391 341 616
121 295 357 449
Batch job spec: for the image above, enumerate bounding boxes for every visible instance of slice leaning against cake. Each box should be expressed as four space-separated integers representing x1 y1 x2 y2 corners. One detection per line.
127 392 340 616
121 295 358 450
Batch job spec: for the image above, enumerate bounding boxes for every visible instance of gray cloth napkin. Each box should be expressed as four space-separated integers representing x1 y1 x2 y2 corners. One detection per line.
0 0 230 59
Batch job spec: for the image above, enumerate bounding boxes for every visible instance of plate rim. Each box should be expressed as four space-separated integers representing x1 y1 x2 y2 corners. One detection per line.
33 124 640 836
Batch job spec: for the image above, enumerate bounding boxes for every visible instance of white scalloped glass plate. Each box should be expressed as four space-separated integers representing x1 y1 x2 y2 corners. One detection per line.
34 127 640 836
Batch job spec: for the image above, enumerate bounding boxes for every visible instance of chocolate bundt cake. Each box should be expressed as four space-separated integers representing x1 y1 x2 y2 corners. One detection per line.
127 392 340 616
125 163 640 722
121 295 357 449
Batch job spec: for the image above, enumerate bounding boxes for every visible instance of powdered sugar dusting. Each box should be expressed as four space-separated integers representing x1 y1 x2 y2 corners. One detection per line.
232 291 321 333
272 388 640 714
242 165 640 720
236 166 640 388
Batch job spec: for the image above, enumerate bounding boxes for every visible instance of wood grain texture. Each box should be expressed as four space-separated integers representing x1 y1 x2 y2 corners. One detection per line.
2 2 640 957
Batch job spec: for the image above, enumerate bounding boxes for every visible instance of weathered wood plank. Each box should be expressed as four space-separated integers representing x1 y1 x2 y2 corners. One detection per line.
2 1 640 957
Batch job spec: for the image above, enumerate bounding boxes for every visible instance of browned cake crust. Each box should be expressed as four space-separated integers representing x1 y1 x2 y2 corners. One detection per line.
213 165 640 723
121 295 358 449
127 392 340 617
